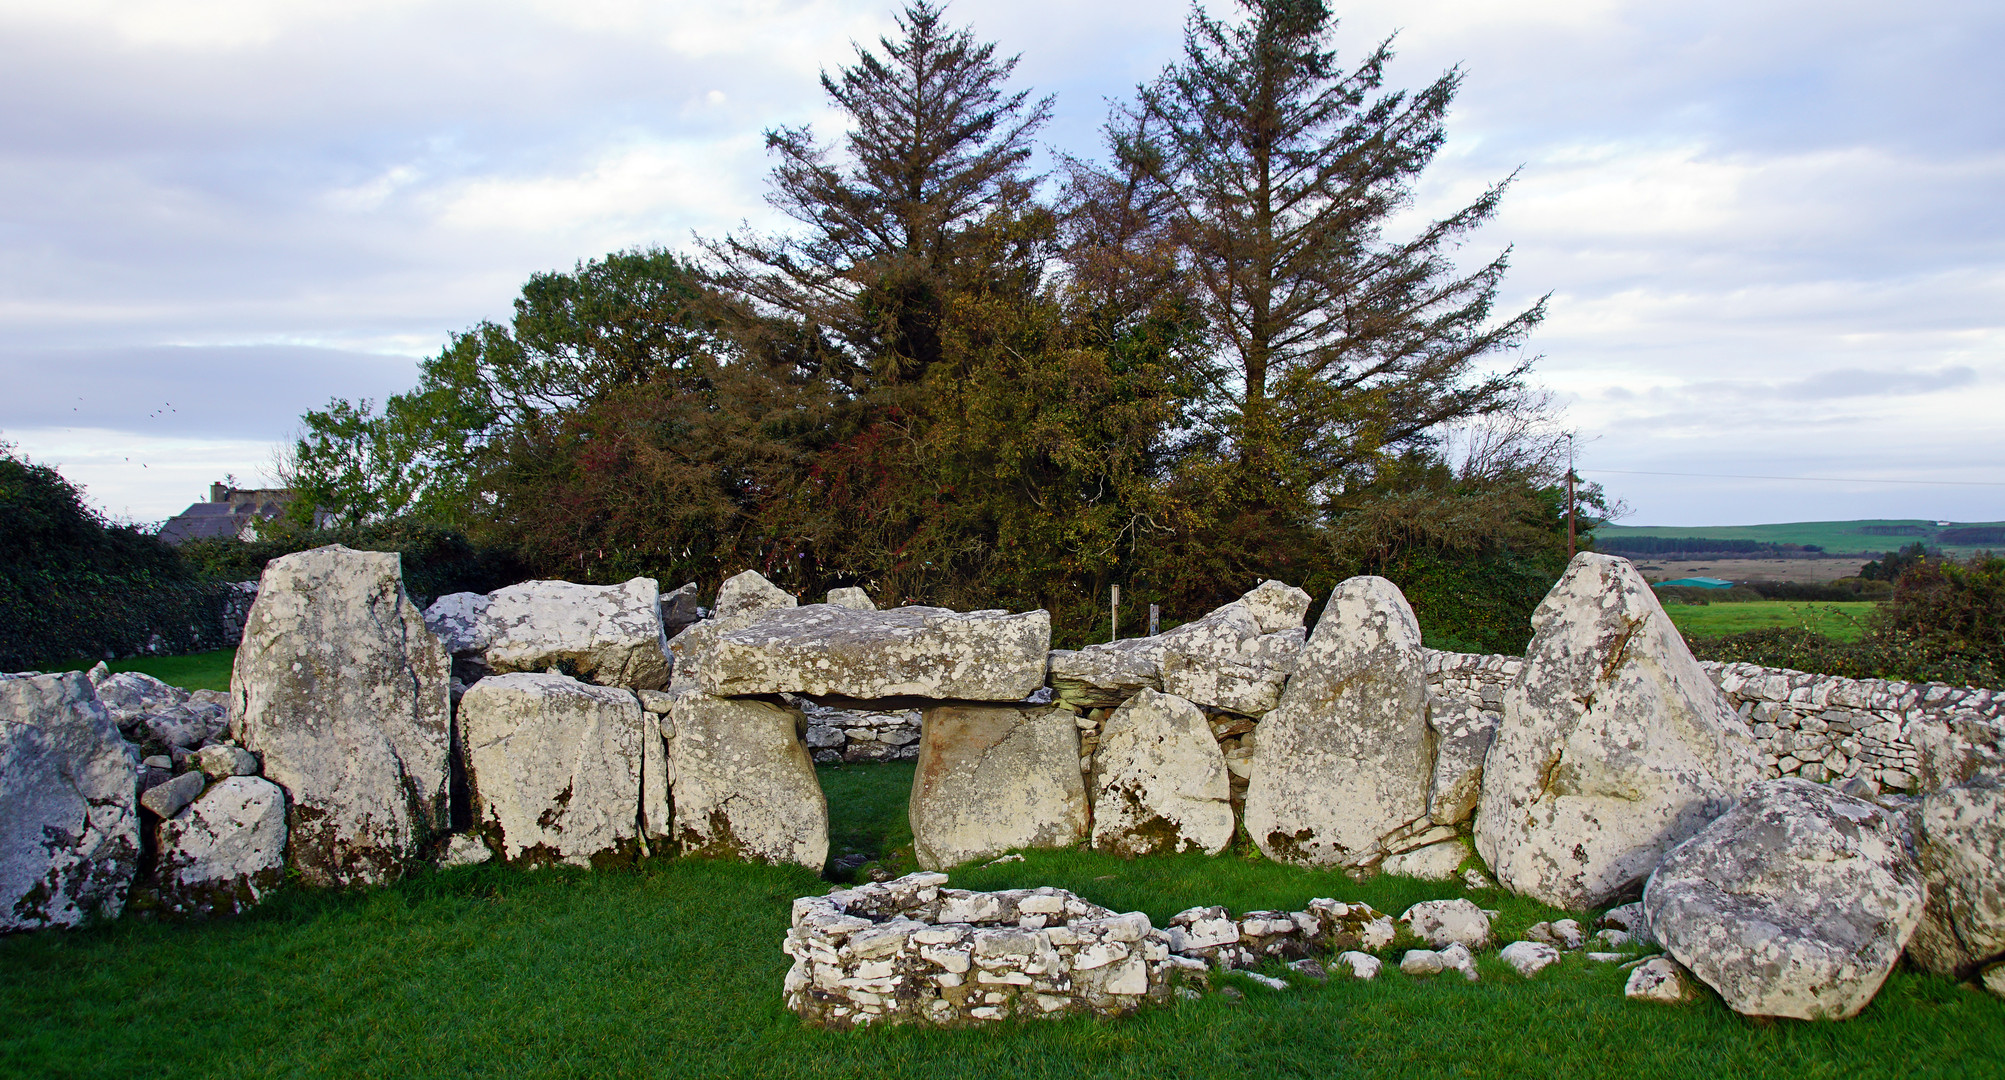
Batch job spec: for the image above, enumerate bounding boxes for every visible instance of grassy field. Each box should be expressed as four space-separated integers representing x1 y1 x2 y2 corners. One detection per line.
42 647 236 691
1597 519 2005 557
3 761 1998 1079
1662 601 1878 643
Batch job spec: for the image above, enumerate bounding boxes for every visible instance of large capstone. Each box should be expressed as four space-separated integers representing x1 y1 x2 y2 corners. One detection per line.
911 704 1086 870
667 570 805 691
155 776 287 917
668 690 827 868
1476 553 1764 910
1 671 139 932
1243 577 1433 868
460 673 649 866
1156 581 1309 717
232 545 453 888
481 578 672 690
1643 778 1924 1020
691 604 1050 701
1090 689 1233 856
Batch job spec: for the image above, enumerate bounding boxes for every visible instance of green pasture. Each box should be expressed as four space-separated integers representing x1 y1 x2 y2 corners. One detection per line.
1662 601 1878 643
41 647 237 692
4 760 1999 1079
1596 519 2005 556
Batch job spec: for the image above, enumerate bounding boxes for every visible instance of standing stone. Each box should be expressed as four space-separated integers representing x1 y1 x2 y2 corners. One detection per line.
1244 577 1433 868
1476 553 1764 910
1643 778 1924 1020
911 705 1087 870
1 672 139 931
482 578 672 690
693 605 1051 701
1426 699 1498 827
1090 689 1233 856
668 690 827 868
1158 582 1308 717
826 586 875 611
233 545 452 888
460 673 647 866
1907 777 2005 993
156 776 287 917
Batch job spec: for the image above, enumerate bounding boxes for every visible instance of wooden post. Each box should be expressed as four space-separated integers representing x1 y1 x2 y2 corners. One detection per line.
1110 585 1120 641
1148 604 1160 637
1566 434 1577 559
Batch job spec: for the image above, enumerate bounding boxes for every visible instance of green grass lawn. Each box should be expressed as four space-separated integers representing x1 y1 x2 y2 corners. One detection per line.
3 761 1997 1079
42 648 236 692
1664 601 1877 643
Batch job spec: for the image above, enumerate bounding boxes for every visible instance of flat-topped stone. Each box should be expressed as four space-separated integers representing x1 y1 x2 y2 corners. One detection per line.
692 604 1050 701
482 577 671 690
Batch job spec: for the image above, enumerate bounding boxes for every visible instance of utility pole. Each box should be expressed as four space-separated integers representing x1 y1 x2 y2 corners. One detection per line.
1566 433 1577 559
1110 585 1120 642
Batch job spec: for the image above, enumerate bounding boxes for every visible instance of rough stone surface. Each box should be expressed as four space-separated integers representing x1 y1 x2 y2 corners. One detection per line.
693 604 1051 701
140 770 205 818
1400 899 1493 950
659 581 703 638
460 673 647 866
1643 778 1924 1020
93 671 186 734
911 704 1085 870
803 701 922 764
142 704 227 751
1527 919 1586 950
232 545 452 888
713 569 797 622
1 671 140 931
1048 638 1166 709
1238 579 1313 635
1244 576 1433 868
1599 904 1657 948
785 874 1186 1029
156 776 287 917
422 592 493 657
1090 689 1233 857
1476 553 1765 910
1157 586 1305 717
1380 839 1469 881
1336 952 1382 979
1905 776 2005 990
826 587 876 611
669 690 827 868
1400 949 1445 976
1426 696 1498 826
1502 940 1562 978
193 744 259 780
482 577 671 690
1626 957 1700 1003
438 833 495 868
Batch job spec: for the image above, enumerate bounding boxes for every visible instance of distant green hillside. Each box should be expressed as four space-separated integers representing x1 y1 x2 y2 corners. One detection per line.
1594 519 2005 555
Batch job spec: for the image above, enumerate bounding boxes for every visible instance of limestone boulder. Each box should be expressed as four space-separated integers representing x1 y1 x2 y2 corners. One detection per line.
482 577 671 690
1158 584 1306 716
1048 637 1166 709
1380 839 1469 880
714 569 796 622
1090 689 1233 856
1625 957 1701 1003
1244 576 1433 868
1426 698 1498 827
1400 899 1493 950
1907 777 2005 992
826 586 875 611
142 703 228 751
1476 553 1764 910
659 581 703 637
1 671 140 931
1643 778 1924 1020
911 704 1087 869
667 570 801 691
668 690 827 868
232 545 453 888
692 604 1050 701
156 776 287 917
422 592 493 657
1501 940 1561 978
92 670 186 734
460 673 649 866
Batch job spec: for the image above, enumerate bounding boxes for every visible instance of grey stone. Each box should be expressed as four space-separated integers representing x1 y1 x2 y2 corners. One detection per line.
713 569 796 622
1907 778 2005 991
232 545 452 888
1335 951 1382 979
438 833 495 868
156 776 287 916
1477 554 1765 910
1625 957 1700 1003
659 581 703 637
1244 576 1432 868
1400 899 1493 950
422 592 493 656
669 690 827 868
911 704 1086 870
460 673 648 866
691 603 1051 702
1090 689 1233 856
140 770 206 818
1158 585 1305 717
826 586 876 611
1047 637 1166 709
1380 839 1469 881
93 670 186 732
1643 778 1924 1020
1501 940 1561 978
0 671 140 931
482 577 672 691
1426 700 1498 826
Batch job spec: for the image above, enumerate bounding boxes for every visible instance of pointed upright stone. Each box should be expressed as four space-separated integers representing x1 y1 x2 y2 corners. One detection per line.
233 545 452 888
1243 576 1433 867
1157 580 1308 717
1476 553 1764 910
1091 689 1234 856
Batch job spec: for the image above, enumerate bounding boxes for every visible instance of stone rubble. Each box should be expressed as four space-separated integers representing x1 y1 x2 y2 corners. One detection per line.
1625 957 1700 1003
1400 899 1494 951
1500 940 1561 978
801 700 922 764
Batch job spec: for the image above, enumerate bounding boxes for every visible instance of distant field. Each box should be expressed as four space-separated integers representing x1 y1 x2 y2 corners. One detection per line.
1630 557 1873 584
1596 518 2005 556
1663 601 1877 643
43 649 235 692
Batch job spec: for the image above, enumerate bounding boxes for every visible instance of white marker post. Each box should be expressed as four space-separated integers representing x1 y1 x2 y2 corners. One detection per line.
1110 585 1120 642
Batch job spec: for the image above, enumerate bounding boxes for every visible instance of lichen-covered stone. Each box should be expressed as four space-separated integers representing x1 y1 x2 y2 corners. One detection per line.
1907 777 2005 992
1244 576 1433 867
668 690 827 868
1 671 139 931
826 586 875 611
422 592 492 657
911 704 1085 870
713 569 797 622
481 578 672 690
1090 689 1233 857
692 604 1050 701
232 545 452 888
1500 940 1561 978
460 673 648 866
1400 899 1493 950
1380 839 1469 880
1625 957 1700 1003
1426 698 1497 826
92 670 186 735
1476 553 1764 910
1157 587 1304 717
156 776 287 917
1048 638 1165 709
1643 778 1924 1020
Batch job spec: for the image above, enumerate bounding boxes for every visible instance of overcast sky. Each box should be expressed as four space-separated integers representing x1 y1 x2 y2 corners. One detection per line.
2 0 2001 527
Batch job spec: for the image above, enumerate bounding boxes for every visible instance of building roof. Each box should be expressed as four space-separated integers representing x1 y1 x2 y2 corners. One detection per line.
158 485 293 545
